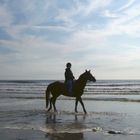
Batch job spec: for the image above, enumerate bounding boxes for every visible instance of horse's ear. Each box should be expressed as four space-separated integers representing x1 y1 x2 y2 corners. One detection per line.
85 69 87 72
88 70 91 73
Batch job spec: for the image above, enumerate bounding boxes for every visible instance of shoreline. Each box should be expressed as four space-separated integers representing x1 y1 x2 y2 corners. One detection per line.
1 98 140 139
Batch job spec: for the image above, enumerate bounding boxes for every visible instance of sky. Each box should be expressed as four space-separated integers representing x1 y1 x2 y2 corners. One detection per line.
0 0 140 80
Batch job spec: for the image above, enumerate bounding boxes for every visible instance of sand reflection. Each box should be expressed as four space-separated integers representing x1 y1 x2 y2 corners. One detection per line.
45 113 87 140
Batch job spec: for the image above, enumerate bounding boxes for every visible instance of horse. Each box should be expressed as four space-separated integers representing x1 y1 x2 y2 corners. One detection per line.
45 70 96 114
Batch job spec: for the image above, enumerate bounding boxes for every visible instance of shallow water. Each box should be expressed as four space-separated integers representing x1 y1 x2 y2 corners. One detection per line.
0 99 140 136
0 80 140 139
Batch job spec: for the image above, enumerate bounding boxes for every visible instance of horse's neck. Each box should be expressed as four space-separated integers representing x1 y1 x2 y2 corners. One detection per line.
76 77 87 89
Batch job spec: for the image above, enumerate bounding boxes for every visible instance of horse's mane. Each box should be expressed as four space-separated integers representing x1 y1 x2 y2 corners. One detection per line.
78 72 86 81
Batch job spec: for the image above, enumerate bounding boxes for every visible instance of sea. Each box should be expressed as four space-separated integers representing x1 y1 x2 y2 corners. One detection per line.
0 80 140 139
0 79 140 101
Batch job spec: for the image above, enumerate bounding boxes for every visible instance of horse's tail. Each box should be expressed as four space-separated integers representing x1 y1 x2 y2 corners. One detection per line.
45 85 51 108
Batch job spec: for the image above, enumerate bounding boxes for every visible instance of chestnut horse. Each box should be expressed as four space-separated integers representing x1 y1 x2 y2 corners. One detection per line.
45 70 96 114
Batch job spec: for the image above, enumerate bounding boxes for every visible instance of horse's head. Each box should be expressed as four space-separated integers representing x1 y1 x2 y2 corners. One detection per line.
82 70 96 82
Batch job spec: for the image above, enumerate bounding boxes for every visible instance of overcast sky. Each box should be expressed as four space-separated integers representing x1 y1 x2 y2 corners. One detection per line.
0 0 140 80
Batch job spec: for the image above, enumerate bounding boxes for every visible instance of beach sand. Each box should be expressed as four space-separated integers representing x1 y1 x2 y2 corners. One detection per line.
0 99 140 140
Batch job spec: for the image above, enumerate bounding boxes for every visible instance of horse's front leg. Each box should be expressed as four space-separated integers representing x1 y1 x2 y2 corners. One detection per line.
75 97 78 113
79 97 87 114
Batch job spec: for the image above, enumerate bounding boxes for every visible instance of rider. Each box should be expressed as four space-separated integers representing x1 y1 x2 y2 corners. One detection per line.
65 62 75 95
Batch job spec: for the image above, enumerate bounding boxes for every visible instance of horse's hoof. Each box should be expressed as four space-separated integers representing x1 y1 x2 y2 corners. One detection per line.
47 108 51 112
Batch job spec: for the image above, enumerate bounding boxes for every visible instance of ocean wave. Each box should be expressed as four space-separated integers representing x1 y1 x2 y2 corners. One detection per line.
0 80 53 83
60 96 140 102
1 80 140 102
1 95 140 103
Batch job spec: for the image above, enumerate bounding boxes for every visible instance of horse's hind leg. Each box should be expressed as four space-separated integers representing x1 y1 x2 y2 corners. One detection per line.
47 97 53 112
52 96 58 112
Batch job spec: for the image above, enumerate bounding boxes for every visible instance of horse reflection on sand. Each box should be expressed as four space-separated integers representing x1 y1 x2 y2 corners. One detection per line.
45 113 86 140
45 70 96 114
46 132 83 140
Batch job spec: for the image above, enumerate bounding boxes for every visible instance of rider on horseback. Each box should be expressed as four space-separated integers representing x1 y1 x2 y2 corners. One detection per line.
65 62 75 95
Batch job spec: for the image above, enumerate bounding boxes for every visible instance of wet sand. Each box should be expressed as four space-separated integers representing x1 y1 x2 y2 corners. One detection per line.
0 99 140 140
1 128 140 140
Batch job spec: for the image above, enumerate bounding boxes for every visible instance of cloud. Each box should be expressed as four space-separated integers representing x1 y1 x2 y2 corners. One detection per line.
116 0 135 11
55 0 112 28
103 1 140 37
0 3 13 26
1 0 140 79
